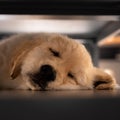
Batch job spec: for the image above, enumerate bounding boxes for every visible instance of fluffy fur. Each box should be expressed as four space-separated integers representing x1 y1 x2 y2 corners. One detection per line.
0 33 117 90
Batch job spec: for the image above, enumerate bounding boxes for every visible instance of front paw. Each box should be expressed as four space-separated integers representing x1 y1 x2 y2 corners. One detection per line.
93 68 117 90
93 78 116 90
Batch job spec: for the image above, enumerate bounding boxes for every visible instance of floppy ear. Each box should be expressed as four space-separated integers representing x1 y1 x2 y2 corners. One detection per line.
10 51 27 79
9 34 46 80
10 39 36 79
92 67 116 90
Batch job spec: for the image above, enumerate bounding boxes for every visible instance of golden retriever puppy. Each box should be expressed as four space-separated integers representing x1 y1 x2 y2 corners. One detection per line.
0 33 117 90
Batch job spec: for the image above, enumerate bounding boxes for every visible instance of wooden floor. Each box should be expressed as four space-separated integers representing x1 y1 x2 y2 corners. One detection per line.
0 90 120 120
0 89 120 99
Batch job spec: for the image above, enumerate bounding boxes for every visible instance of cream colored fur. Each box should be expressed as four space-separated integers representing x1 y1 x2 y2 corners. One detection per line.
0 33 117 90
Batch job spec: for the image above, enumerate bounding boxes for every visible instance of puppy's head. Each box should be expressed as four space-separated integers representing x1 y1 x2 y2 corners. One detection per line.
10 33 116 90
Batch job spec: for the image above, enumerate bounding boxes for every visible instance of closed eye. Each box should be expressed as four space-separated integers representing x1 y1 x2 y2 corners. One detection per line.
49 48 60 57
68 73 74 79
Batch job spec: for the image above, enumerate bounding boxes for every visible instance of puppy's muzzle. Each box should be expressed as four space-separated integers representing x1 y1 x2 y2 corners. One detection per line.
31 65 56 90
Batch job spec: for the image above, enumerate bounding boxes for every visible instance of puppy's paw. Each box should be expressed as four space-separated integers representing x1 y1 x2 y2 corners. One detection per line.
93 75 116 90
93 68 116 90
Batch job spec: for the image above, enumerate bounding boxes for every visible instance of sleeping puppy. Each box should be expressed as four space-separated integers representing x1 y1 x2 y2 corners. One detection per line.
0 33 117 90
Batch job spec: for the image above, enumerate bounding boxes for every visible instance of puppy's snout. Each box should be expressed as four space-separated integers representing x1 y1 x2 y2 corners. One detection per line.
31 64 56 90
40 65 56 82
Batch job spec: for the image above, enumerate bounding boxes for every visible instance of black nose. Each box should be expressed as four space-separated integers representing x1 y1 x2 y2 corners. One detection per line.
40 65 56 81
32 65 56 90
